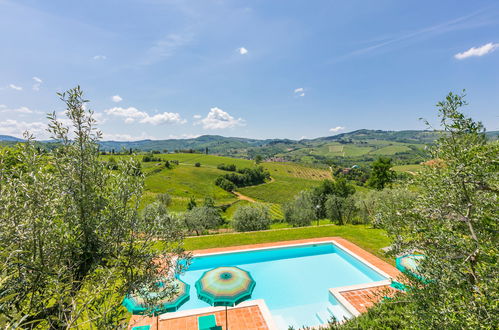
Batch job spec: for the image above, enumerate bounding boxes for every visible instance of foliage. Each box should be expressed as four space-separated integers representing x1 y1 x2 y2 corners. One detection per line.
156 192 172 207
232 204 272 232
366 157 395 189
324 195 357 225
371 92 498 328
194 162 201 167
354 188 416 227
283 190 317 227
215 166 270 191
217 163 237 171
187 197 197 210
0 87 188 328
183 206 222 235
312 178 356 218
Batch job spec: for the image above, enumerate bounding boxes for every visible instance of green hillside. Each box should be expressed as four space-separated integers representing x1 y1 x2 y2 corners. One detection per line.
102 153 330 218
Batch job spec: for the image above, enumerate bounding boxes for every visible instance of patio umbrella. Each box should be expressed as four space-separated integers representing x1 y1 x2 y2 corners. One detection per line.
123 277 190 315
195 266 256 329
396 254 425 275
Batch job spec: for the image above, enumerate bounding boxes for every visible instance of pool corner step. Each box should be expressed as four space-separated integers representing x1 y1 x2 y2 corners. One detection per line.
315 309 333 324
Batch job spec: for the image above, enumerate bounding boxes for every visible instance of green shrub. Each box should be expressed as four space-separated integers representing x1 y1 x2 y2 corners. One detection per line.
283 190 316 227
232 204 271 232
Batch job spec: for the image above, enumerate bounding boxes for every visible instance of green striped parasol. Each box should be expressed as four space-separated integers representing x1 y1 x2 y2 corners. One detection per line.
123 278 190 315
195 266 256 306
195 266 256 329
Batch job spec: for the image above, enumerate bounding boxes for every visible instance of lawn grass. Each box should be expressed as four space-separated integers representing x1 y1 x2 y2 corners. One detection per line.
182 224 392 262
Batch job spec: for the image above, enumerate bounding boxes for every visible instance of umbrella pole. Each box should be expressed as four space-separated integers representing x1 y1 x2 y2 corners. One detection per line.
225 305 228 330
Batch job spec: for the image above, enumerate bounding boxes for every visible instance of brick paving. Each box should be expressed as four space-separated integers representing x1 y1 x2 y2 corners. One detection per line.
340 285 398 314
129 305 267 330
129 237 402 329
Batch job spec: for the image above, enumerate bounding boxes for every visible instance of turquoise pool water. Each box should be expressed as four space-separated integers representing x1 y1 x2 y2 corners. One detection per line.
178 242 387 329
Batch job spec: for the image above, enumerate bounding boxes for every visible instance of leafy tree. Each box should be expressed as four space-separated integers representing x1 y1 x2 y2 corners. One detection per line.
183 206 222 235
283 190 317 227
232 204 271 232
366 157 395 190
363 92 498 329
324 195 357 225
254 155 263 164
312 178 355 218
354 188 416 227
0 87 188 328
214 177 236 192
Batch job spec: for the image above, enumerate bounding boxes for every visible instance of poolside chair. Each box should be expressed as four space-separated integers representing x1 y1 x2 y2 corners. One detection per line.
131 326 151 330
198 314 222 330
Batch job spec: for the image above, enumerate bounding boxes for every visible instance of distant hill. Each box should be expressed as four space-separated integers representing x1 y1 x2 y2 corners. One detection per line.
2 130 497 166
0 135 24 142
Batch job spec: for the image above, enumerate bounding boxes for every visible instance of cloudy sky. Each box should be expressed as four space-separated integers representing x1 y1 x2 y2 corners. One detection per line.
1 0 498 140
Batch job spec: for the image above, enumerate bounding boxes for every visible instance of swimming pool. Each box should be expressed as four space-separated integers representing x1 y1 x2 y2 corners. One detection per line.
177 242 389 329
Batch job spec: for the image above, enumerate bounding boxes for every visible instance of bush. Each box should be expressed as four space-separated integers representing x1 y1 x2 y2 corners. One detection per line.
217 163 237 171
232 204 271 232
215 166 270 190
156 193 172 207
283 190 317 227
183 206 222 235
215 177 236 192
194 162 201 167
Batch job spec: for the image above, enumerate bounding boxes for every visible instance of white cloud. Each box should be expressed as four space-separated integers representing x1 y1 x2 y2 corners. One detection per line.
0 119 47 139
238 47 248 55
193 114 202 119
329 126 345 133
111 95 123 103
454 42 499 59
294 87 305 97
32 77 43 91
197 107 245 130
9 84 22 91
93 55 107 60
0 105 42 115
102 132 157 141
140 112 186 125
167 133 201 139
104 106 186 125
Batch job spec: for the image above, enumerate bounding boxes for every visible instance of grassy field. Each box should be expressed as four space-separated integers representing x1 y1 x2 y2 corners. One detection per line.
370 145 411 155
392 164 423 173
102 153 328 215
182 224 392 262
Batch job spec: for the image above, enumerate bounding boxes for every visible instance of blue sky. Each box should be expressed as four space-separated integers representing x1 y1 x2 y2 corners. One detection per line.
1 0 498 140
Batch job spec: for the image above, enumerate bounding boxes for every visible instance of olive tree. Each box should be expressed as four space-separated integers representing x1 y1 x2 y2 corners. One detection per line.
183 206 222 235
373 92 498 328
0 87 189 328
232 204 271 232
283 190 317 227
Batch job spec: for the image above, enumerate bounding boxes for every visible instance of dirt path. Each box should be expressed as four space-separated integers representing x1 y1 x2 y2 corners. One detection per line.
233 191 256 203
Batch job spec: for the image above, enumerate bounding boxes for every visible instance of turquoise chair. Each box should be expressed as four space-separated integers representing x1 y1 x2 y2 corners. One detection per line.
198 314 222 330
131 326 151 330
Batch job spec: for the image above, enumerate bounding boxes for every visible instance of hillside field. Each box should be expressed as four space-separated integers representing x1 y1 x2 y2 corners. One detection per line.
101 153 331 218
